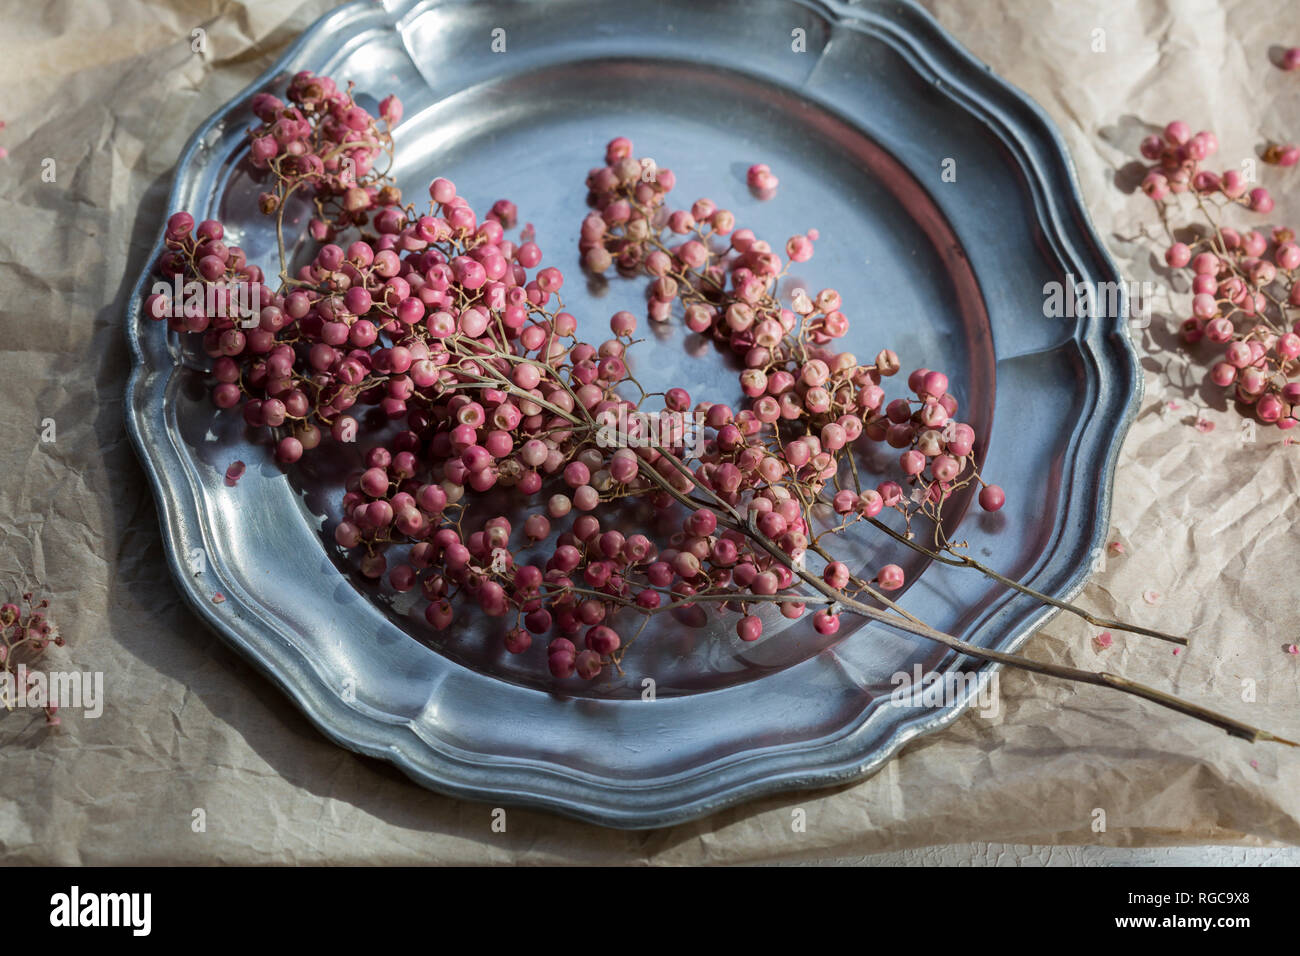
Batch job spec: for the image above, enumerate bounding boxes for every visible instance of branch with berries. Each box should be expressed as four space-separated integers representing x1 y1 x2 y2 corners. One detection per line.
1135 120 1300 428
1 593 62 726
143 71 1294 748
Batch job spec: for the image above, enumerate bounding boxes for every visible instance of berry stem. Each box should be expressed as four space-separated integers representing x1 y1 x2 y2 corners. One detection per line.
644 445 1285 746
859 514 1189 646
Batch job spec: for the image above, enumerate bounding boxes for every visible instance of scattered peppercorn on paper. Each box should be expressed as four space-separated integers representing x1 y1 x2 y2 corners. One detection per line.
0 0 1297 863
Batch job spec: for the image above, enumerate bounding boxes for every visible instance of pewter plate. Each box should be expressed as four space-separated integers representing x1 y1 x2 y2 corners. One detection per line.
124 0 1139 828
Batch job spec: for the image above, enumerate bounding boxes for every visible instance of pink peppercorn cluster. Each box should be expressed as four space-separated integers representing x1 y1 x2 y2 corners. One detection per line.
1135 121 1300 428
146 212 272 336
1137 122 1265 205
150 75 1008 682
578 136 679 275
577 136 1004 501
1 593 62 726
246 70 403 239
572 136 1005 643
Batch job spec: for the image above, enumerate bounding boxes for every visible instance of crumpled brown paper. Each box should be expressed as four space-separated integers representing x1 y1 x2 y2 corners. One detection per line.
1 0 1297 864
